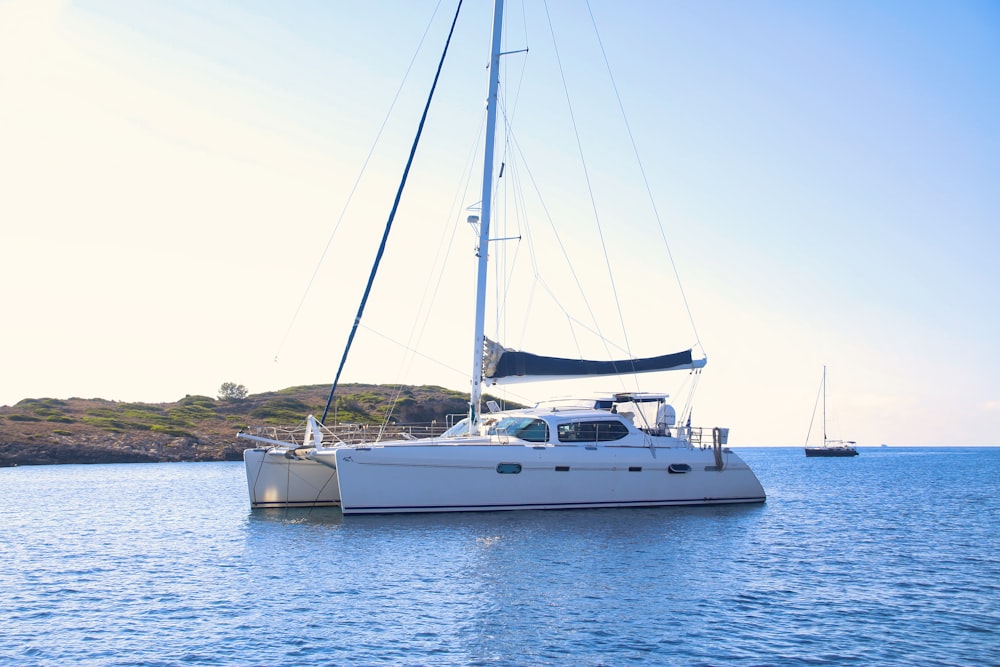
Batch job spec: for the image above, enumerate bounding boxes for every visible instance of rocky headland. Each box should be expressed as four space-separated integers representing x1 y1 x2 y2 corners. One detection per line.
0 384 483 467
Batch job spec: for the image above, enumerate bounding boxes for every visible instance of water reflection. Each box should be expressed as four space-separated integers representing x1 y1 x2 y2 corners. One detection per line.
244 501 766 532
246 506 345 526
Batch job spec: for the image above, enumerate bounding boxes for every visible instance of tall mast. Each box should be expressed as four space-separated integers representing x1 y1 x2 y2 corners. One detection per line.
822 365 827 445
468 0 504 428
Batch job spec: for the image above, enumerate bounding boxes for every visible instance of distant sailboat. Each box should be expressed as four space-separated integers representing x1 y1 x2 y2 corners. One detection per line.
804 366 859 458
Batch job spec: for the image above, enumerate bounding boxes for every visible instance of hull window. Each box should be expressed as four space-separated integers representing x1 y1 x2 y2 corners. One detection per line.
668 463 692 474
496 463 522 474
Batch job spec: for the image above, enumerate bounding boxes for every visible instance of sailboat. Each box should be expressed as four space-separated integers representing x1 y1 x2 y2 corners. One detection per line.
239 0 766 514
804 366 859 458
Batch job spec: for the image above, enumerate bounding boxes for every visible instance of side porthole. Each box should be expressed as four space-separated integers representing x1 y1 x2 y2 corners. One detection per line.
668 463 692 474
496 463 522 474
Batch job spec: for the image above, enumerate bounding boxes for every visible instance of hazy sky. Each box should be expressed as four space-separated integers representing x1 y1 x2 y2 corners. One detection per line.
2 0 998 446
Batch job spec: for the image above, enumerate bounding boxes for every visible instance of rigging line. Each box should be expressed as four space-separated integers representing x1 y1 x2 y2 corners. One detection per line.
272 0 447 363
805 373 823 446
494 98 516 352
377 384 406 442
498 106 533 349
676 367 697 418
505 128 600 351
584 0 703 355
395 114 485 389
383 125 484 420
528 275 621 357
381 108 482 404
542 1 632 374
496 188 526 349
358 323 468 380
321 0 466 424
679 368 701 427
492 99 560 316
504 112 649 366
420 127 483 306
494 94 508 348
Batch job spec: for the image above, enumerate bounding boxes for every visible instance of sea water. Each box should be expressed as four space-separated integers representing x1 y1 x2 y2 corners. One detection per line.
1 447 997 666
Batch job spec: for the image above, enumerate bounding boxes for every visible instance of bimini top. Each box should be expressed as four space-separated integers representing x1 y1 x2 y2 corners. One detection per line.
483 338 706 384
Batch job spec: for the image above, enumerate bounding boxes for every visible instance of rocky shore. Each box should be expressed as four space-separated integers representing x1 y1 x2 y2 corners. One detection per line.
0 432 243 467
0 383 481 467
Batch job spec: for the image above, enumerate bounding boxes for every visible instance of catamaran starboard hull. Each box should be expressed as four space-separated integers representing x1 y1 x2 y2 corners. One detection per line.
332 444 765 515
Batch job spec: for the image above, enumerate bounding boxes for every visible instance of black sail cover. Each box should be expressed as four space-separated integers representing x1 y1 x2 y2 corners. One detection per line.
483 338 698 383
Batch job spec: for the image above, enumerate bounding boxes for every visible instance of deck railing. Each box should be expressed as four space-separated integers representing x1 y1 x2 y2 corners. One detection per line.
244 420 730 451
242 421 451 448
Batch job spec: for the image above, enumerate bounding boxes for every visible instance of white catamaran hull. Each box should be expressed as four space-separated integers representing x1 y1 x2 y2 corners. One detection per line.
244 448 340 508
326 442 764 514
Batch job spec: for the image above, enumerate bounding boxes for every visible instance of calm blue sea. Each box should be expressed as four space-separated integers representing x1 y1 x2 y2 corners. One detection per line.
2 447 997 666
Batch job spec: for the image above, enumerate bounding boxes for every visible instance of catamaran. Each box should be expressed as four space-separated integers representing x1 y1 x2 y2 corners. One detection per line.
240 0 766 513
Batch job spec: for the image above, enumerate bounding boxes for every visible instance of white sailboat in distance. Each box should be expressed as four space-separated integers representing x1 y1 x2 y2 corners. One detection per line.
804 366 859 457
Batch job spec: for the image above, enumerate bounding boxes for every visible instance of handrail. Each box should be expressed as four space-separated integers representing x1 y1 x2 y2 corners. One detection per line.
238 420 452 449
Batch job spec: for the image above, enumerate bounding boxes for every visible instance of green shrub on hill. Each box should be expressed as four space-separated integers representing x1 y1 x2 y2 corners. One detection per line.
151 425 191 437
44 415 74 423
81 416 129 432
178 395 216 408
249 397 316 424
169 405 216 422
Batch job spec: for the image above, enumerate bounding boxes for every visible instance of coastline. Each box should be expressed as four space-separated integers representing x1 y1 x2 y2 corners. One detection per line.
0 433 242 467
0 383 480 467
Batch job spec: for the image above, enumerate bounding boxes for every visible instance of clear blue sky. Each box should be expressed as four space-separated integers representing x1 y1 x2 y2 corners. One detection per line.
2 0 998 445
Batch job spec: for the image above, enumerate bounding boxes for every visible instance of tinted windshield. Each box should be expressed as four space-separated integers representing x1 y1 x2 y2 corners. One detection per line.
492 416 549 443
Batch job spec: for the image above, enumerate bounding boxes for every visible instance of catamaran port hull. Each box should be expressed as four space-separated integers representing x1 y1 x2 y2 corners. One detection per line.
243 447 340 508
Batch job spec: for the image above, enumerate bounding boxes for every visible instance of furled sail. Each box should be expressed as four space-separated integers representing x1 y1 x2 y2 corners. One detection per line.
483 338 706 384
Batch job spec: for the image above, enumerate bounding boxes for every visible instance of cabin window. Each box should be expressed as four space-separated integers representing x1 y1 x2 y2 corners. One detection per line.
492 417 549 443
496 463 522 474
557 420 630 443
